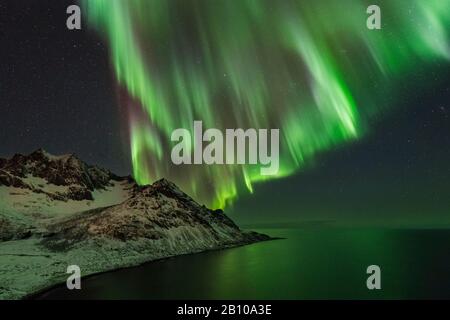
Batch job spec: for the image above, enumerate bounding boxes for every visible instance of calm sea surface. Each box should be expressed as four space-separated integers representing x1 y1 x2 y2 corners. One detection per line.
37 227 450 299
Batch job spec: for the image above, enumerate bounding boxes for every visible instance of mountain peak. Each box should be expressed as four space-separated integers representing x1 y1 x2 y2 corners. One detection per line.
0 148 131 202
152 178 178 189
151 178 188 197
32 147 46 154
29 148 74 162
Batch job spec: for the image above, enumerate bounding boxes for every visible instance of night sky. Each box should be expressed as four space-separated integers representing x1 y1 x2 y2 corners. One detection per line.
232 73 450 225
0 0 130 174
0 1 449 225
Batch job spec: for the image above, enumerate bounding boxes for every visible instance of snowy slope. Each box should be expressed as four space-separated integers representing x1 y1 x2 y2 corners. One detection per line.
0 149 135 240
0 150 269 299
43 179 264 248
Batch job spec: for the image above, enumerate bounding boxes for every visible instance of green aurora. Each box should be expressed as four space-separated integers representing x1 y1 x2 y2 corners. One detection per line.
82 0 450 208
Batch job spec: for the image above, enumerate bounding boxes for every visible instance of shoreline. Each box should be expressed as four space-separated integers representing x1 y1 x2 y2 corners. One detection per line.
18 234 277 300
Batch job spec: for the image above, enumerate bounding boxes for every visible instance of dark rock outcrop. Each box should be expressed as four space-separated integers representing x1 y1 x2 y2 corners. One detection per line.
0 149 130 202
44 178 269 249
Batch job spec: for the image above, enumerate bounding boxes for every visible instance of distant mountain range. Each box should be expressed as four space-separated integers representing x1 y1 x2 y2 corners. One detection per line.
0 149 269 299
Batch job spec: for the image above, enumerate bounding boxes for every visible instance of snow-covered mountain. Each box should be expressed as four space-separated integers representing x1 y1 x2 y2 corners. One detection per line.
0 148 123 192
44 178 264 248
0 149 269 299
0 149 135 240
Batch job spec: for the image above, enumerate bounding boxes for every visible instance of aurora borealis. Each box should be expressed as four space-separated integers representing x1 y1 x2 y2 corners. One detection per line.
2 0 450 302
81 0 450 209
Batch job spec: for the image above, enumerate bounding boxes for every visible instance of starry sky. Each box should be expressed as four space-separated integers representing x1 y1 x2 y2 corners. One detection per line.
0 0 449 225
0 0 130 174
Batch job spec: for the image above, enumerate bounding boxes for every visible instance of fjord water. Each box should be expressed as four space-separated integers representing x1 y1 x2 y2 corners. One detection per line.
38 227 450 299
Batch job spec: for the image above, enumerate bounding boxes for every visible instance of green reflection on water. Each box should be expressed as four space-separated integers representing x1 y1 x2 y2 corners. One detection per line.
39 228 450 300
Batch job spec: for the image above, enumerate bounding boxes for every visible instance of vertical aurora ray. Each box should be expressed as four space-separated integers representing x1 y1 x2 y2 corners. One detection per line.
82 0 450 209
